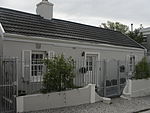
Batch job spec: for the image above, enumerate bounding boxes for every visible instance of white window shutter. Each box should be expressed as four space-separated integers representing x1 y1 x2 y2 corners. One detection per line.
134 55 137 65
133 55 137 71
84 52 87 67
125 55 130 72
22 50 31 81
48 51 55 59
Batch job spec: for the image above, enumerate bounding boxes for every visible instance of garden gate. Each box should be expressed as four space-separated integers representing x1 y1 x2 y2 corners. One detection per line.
0 58 18 113
74 59 127 97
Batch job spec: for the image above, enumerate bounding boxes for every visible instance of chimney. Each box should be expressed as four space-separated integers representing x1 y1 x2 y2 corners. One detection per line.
36 0 53 20
131 23 133 32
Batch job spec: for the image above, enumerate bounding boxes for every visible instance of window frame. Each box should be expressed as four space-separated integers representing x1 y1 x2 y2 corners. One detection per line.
86 55 93 71
84 52 100 72
31 51 46 82
129 55 135 72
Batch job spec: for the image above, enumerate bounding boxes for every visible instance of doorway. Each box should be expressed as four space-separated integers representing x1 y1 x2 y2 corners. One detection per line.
84 53 100 86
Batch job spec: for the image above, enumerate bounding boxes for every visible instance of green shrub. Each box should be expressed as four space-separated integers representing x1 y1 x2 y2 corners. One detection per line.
42 54 75 93
134 57 150 79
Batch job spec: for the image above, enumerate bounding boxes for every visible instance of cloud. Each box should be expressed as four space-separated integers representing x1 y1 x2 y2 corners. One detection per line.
0 0 150 28
52 0 150 27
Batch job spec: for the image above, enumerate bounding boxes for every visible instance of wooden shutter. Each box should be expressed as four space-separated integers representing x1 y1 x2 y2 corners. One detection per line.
22 50 31 81
133 55 137 72
48 51 55 59
134 55 137 65
125 55 130 72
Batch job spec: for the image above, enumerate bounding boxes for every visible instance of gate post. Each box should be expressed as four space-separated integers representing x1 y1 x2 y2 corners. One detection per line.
117 60 121 95
15 57 19 113
103 60 106 97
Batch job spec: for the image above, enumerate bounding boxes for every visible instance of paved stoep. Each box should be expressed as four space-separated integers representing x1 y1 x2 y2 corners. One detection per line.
26 96 150 113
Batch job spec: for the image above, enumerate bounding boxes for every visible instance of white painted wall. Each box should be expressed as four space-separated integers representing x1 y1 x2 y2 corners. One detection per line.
141 27 150 35
0 23 4 56
17 84 96 113
123 79 150 97
3 37 145 61
2 34 145 91
140 28 150 55
131 79 150 97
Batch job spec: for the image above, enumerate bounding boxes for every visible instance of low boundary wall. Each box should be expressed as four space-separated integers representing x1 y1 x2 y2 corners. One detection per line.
17 84 102 113
123 79 150 97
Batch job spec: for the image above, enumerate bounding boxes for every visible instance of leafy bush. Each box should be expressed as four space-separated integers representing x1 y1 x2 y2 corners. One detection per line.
134 57 150 79
42 54 75 93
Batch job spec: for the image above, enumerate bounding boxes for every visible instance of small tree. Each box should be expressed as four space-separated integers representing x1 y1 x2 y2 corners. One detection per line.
100 21 144 44
100 21 129 34
42 54 75 93
127 29 144 44
134 57 150 79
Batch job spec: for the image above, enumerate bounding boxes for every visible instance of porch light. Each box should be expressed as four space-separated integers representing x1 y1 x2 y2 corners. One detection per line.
82 51 85 56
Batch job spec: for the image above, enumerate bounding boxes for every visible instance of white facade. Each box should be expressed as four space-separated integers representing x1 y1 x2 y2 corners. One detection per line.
141 27 150 55
0 20 146 94
141 27 150 35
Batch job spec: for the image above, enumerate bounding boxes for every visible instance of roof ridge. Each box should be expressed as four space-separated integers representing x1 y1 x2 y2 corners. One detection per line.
0 7 38 17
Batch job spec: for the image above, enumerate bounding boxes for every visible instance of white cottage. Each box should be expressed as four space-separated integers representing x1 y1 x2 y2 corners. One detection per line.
0 0 146 97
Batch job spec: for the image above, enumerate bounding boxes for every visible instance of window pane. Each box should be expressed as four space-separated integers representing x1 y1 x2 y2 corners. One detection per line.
31 52 44 78
130 57 132 64
86 56 93 71
34 71 37 76
36 54 38 59
129 56 135 72
40 54 43 59
89 66 92 71
89 62 92 65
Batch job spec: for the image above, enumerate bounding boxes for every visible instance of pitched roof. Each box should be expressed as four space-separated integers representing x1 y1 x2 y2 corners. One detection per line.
0 7 143 49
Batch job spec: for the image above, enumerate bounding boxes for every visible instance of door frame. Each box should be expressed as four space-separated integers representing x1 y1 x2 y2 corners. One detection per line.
84 52 100 63
84 52 100 86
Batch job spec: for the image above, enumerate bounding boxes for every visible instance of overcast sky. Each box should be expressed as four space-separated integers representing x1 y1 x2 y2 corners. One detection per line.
0 0 150 29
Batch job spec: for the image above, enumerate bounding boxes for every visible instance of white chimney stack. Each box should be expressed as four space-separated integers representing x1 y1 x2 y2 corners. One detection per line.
36 0 53 20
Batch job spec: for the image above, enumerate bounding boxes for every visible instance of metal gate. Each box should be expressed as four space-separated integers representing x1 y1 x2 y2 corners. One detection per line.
74 59 127 98
97 60 127 97
0 58 18 113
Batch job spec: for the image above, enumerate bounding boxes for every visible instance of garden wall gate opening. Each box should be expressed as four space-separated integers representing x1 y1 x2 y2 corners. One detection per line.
74 59 127 97
98 60 127 97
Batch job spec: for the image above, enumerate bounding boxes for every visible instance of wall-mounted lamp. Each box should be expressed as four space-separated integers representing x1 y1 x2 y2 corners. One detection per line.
82 51 85 57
